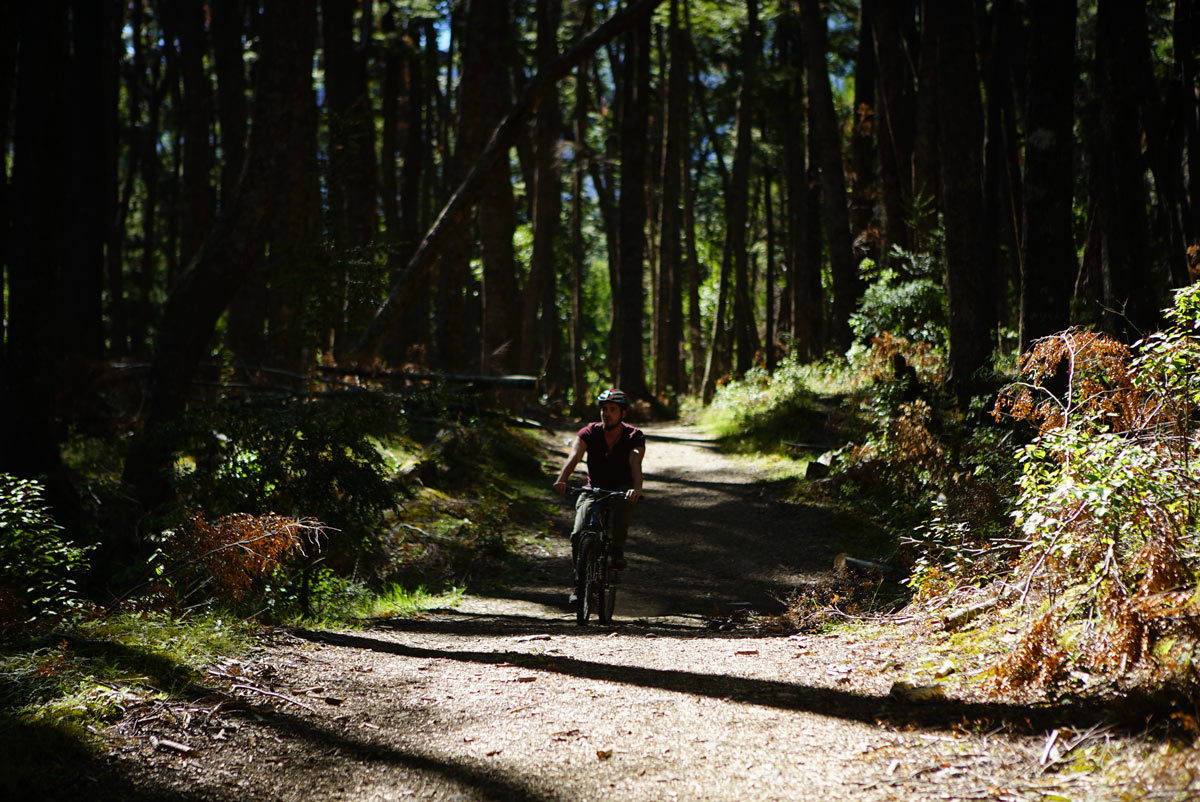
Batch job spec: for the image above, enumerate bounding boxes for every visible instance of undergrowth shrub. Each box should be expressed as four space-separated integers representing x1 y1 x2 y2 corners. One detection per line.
146 512 326 610
0 475 90 636
172 393 405 561
987 283 1200 692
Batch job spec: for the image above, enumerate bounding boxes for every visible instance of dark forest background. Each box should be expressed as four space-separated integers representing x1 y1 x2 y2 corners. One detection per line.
3 0 1199 576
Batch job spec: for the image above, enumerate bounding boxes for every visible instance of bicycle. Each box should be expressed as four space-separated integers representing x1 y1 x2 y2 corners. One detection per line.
570 487 629 626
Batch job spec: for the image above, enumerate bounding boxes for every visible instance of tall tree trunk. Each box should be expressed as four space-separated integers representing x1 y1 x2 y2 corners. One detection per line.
1020 0 1076 348
850 3 879 266
615 8 651 398
1093 0 1158 339
764 170 777 372
798 0 859 351
3 1 71 480
866 0 917 263
730 0 759 378
929 0 995 399
524 0 564 390
171 0 216 267
322 0 378 356
655 0 686 395
983 0 1023 336
1178 0 1200 251
570 3 594 414
777 5 820 360
450 0 521 375
912 1 940 246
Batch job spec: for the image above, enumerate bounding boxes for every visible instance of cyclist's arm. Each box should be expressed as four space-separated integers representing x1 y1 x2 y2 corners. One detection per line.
553 436 587 495
627 446 644 502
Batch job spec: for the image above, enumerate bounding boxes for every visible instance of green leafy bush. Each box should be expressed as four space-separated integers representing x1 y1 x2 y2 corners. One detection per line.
849 256 949 348
0 475 91 634
989 283 1200 691
172 393 405 557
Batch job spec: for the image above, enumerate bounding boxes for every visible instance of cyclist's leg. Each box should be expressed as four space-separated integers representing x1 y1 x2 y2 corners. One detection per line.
609 497 632 568
569 494 593 603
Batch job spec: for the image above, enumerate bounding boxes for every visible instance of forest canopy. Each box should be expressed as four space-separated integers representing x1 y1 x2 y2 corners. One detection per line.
2 0 1199 579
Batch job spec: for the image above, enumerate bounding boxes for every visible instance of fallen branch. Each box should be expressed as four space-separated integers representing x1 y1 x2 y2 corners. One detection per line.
230 683 317 713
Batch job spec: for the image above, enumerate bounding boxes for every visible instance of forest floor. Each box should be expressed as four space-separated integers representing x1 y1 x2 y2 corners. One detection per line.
49 422 1199 801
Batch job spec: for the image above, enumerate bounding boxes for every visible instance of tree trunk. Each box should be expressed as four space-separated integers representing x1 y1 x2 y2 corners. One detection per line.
777 5 821 360
322 0 378 356
615 9 652 398
850 2 879 266
655 0 687 397
2 1 71 480
798 0 859 351
1093 0 1158 339
929 0 995 399
570 4 594 414
866 0 917 263
730 0 759 378
524 0 564 391
1020 0 1076 348
171 0 216 268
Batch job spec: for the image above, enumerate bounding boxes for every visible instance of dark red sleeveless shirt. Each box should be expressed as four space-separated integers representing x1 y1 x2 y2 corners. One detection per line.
577 421 646 490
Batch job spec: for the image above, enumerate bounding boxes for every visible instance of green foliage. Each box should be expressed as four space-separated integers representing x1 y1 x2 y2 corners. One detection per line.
0 476 91 634
172 393 405 555
850 258 949 348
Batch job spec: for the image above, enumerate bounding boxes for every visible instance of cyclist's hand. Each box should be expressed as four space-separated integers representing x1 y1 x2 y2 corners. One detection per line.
553 480 568 495
626 488 642 503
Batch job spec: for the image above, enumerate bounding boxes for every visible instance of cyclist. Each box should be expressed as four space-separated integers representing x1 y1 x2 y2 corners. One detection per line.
553 389 645 599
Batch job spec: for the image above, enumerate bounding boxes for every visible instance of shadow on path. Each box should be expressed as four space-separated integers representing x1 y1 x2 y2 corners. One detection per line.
293 628 1117 737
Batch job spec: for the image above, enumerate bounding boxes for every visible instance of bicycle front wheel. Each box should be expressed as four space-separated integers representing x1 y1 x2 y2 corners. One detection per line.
577 534 599 625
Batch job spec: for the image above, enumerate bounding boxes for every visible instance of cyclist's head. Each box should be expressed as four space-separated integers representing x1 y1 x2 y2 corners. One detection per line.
597 388 629 422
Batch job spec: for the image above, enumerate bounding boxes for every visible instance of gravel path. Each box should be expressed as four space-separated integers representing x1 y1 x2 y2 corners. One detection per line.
84 422 1183 801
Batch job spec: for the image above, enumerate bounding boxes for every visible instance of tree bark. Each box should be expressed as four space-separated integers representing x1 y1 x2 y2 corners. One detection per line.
1020 0 1076 348
322 0 378 355
929 0 995 399
615 7 652 398
798 0 859 351
655 0 687 396
866 0 917 263
730 0 759 378
1093 0 1158 339
524 0 564 390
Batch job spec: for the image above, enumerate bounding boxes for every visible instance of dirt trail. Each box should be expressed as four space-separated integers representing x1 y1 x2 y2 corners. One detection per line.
88 421 1152 801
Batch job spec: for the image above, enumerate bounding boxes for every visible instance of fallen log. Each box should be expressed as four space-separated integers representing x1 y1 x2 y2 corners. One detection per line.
940 597 998 631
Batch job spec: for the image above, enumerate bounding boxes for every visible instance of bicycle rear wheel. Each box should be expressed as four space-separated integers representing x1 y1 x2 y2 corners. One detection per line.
600 579 616 624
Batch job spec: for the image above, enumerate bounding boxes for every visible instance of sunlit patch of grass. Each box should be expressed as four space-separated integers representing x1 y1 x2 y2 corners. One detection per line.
363 584 464 619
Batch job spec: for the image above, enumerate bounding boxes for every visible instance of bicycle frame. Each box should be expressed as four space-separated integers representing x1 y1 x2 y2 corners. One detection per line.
572 488 626 625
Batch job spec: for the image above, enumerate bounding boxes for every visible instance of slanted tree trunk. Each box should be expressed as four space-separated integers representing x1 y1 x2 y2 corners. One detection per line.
1020 0 1076 348
798 0 859 351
